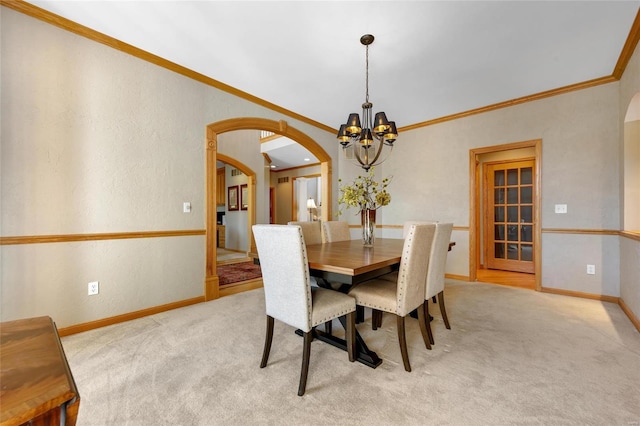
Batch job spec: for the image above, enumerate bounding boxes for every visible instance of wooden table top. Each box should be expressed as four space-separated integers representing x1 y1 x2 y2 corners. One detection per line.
305 238 406 277
0 316 79 426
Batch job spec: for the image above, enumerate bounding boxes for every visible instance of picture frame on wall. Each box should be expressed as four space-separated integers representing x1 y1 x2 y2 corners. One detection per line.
228 185 239 211
240 184 248 210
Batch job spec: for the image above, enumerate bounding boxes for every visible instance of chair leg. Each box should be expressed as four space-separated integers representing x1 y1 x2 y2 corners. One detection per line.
372 309 382 330
260 315 274 368
432 296 437 303
346 311 356 362
298 331 312 396
417 303 432 350
424 302 434 345
397 315 411 372
438 290 451 330
325 320 332 335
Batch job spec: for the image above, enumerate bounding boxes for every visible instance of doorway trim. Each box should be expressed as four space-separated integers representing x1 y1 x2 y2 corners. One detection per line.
205 117 332 300
469 139 542 290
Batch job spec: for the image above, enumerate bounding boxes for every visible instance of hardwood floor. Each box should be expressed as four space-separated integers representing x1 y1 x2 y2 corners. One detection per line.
217 248 250 265
476 267 535 289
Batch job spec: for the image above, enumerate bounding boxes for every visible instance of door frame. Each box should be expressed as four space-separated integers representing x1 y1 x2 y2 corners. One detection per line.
205 118 332 301
469 139 542 290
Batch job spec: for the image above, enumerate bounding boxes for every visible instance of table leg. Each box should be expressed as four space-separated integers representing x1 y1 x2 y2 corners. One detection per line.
297 321 382 368
310 278 383 368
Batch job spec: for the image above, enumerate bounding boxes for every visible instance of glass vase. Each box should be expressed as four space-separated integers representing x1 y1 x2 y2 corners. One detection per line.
360 208 376 247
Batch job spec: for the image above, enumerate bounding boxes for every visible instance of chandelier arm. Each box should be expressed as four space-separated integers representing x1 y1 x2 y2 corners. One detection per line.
367 139 386 166
352 146 367 168
374 145 393 166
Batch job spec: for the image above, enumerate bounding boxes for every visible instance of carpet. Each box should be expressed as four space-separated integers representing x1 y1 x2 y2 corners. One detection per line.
217 261 262 286
59 280 640 425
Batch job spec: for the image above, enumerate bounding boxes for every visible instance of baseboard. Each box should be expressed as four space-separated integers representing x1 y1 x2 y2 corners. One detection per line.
219 278 263 297
618 298 640 333
522 287 640 332
540 286 619 303
446 274 470 281
57 296 206 337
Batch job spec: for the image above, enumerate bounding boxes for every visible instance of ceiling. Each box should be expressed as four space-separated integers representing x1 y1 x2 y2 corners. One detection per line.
25 1 640 168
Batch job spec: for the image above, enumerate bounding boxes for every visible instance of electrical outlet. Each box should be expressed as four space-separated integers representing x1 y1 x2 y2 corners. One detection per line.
88 281 99 295
586 265 595 275
183 202 191 213
554 204 567 214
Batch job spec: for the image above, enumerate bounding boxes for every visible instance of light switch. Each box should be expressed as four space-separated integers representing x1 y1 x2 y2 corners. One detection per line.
183 202 191 213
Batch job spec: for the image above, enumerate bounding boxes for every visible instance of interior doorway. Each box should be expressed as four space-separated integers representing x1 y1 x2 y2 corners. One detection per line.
204 118 332 301
292 175 321 222
469 140 542 290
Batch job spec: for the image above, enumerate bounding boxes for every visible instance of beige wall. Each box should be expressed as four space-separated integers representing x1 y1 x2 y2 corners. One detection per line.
623 120 640 231
0 8 336 327
619 40 640 320
378 82 622 296
1 5 638 328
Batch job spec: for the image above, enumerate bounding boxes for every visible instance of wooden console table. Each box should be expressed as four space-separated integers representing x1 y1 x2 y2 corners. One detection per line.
0 316 80 426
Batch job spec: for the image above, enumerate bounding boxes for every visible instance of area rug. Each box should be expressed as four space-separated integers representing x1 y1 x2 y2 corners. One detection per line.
217 261 262 286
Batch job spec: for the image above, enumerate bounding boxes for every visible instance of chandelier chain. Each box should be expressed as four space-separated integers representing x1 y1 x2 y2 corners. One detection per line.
365 44 369 104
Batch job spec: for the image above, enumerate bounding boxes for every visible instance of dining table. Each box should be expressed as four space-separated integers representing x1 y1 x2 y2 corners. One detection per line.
303 237 456 368
304 238 405 368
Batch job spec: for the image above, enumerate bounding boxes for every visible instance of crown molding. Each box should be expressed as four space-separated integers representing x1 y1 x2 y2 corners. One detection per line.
3 0 639 135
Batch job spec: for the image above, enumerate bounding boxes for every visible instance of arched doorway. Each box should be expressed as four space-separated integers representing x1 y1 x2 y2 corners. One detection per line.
217 153 255 263
204 118 332 300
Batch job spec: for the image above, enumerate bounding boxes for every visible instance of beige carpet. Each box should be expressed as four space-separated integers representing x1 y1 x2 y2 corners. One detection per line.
61 280 640 425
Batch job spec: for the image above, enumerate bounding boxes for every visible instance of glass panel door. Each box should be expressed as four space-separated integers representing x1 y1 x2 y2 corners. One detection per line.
485 159 535 274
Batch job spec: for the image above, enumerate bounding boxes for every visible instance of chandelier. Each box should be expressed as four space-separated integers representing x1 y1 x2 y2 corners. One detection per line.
337 34 397 171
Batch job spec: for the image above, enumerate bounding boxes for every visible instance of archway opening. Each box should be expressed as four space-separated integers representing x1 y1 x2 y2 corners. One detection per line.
216 153 255 264
204 118 332 300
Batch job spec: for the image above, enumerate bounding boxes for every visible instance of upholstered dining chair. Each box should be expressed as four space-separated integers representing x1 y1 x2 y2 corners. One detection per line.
348 223 436 372
322 220 351 242
289 220 343 333
377 220 439 284
422 223 454 347
252 224 356 396
319 220 354 329
287 221 322 245
287 221 322 288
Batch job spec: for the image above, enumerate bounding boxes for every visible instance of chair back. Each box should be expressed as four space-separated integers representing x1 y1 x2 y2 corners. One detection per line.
253 224 313 332
395 223 436 316
425 223 454 299
402 220 438 239
288 221 322 245
322 221 351 242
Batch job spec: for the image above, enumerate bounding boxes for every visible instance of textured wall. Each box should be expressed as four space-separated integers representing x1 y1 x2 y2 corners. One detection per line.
619 40 640 321
0 8 335 327
620 237 640 317
1 6 637 329
379 80 621 291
